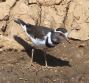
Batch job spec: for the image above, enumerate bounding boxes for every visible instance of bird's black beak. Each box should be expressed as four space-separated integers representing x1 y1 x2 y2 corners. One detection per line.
60 32 71 44
65 37 71 43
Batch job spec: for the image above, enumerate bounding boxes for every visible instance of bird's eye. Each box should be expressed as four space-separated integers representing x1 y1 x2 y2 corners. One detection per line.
59 33 63 36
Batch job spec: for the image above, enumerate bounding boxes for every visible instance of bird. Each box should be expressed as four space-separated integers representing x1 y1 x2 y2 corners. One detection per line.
14 18 70 67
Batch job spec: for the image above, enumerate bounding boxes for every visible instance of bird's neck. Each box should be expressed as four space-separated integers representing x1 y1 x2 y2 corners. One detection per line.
45 32 55 47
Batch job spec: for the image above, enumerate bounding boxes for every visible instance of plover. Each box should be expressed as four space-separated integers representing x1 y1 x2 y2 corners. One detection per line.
14 18 70 67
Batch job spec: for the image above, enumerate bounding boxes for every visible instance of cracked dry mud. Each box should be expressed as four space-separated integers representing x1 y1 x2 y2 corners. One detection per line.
0 0 89 40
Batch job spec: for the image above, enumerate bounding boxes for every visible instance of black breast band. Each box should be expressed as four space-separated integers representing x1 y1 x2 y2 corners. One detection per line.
45 37 55 48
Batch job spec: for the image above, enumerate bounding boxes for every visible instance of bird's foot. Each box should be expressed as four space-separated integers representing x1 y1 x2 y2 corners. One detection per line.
40 65 53 70
30 62 34 66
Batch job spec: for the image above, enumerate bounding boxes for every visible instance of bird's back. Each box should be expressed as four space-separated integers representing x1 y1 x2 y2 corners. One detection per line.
26 25 53 39
14 18 53 39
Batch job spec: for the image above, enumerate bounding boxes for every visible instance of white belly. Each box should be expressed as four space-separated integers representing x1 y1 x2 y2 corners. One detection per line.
30 36 46 49
26 31 54 49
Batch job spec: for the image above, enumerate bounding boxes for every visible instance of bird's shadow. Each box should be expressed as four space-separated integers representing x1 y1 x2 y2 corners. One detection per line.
14 36 71 67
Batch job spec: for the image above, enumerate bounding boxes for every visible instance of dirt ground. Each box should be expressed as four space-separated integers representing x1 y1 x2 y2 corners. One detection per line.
0 39 89 83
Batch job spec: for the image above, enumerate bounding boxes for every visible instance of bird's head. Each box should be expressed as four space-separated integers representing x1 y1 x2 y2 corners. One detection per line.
51 28 70 44
56 28 68 37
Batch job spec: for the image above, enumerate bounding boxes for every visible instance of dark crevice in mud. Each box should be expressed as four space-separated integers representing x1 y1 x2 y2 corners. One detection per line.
69 38 82 41
31 0 65 6
53 6 60 17
1 24 7 33
2 15 9 21
0 15 9 35
1 15 10 35
38 5 42 26
0 0 19 35
0 15 9 21
36 0 43 26
54 0 65 5
28 3 37 5
27 1 42 26
63 0 73 27
3 0 19 35
10 0 20 10
0 0 6 2
10 2 17 10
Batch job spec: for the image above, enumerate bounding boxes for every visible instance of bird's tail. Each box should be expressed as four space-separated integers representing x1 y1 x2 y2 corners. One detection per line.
14 18 27 26
14 18 27 31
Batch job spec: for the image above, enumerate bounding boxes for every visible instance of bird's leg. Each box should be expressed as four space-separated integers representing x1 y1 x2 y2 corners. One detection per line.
44 49 48 67
30 48 39 70
31 48 34 63
30 48 37 68
42 49 53 69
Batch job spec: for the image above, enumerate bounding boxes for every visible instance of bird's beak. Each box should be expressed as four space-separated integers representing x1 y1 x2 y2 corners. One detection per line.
63 32 71 43
62 32 71 43
65 37 71 43
58 31 71 43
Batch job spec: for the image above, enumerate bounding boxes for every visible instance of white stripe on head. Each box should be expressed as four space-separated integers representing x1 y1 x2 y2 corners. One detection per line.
54 29 63 33
54 29 68 37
